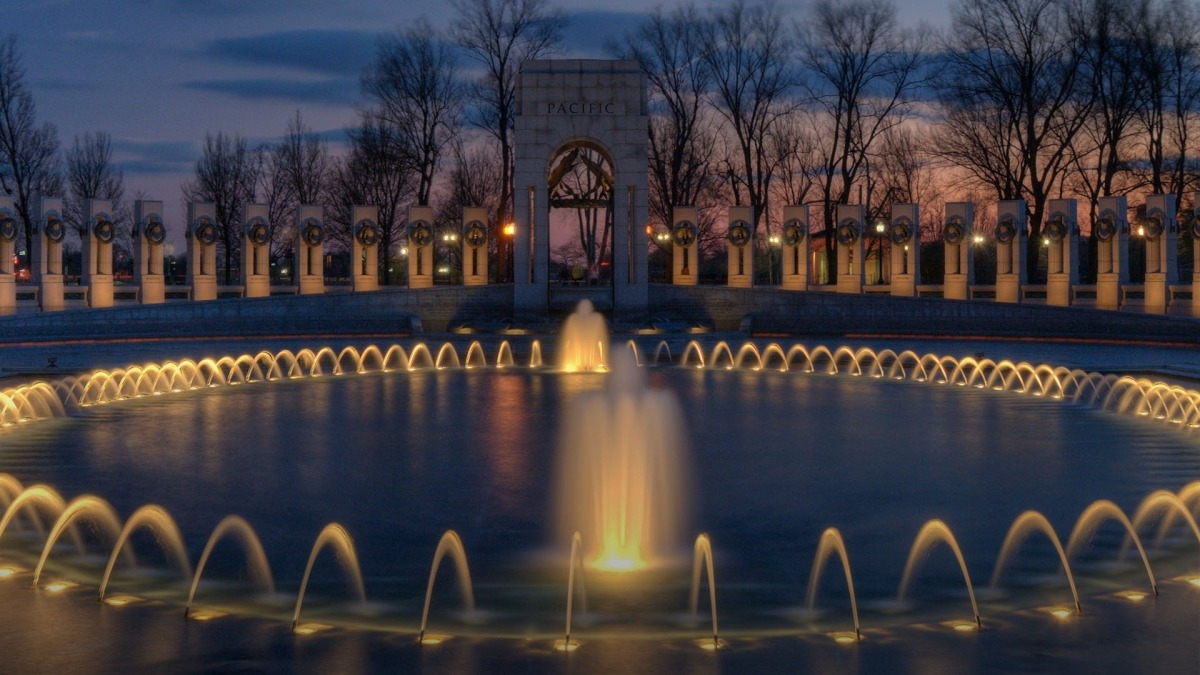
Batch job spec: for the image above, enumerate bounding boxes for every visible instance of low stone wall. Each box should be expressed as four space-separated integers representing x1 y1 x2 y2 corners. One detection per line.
0 285 513 343
650 284 1200 344
2 282 1197 345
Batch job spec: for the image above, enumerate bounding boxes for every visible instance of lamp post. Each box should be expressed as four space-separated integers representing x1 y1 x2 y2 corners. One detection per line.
502 223 515 283
441 231 459 284
768 234 781 284
873 218 887 284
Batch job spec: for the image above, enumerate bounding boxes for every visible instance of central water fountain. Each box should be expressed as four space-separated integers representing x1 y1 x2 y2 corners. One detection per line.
555 346 691 571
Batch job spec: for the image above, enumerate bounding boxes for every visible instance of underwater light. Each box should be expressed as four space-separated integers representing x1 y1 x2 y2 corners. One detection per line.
830 631 859 644
104 595 140 607
188 609 226 621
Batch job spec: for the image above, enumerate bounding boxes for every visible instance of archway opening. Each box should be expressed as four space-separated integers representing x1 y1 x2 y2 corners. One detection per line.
547 141 615 288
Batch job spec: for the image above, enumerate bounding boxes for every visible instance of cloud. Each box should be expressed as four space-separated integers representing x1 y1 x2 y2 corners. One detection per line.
32 78 91 92
172 0 324 18
560 10 650 57
200 29 379 77
243 127 352 153
181 77 360 106
111 138 198 175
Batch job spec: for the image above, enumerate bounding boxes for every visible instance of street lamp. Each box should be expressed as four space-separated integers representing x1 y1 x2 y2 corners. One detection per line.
768 234 781 284
872 217 888 284
502 223 515 283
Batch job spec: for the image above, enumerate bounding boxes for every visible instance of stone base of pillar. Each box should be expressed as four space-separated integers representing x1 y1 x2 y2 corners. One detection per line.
140 275 165 305
944 275 969 300
193 276 217 301
1096 273 1120 310
298 276 324 295
890 275 915 297
88 275 114 308
1144 273 1168 314
1047 275 1072 307
996 275 1021 304
0 276 14 315
245 276 270 298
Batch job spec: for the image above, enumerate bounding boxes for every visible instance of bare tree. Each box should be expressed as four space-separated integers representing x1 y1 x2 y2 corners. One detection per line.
64 131 130 269
613 4 723 266
181 132 258 284
801 0 928 276
253 144 293 268
365 18 462 206
435 137 504 278
0 35 61 265
1134 0 1200 203
1071 0 1146 204
937 0 1093 280
258 112 331 266
702 0 796 234
452 0 566 279
327 114 417 284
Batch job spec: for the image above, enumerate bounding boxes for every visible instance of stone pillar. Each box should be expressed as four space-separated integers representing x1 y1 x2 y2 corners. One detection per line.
294 205 325 295
995 200 1027 304
1192 192 1200 318
943 202 974 300
133 200 166 305
82 199 115 308
0 197 18 315
512 183 546 314
186 202 218 301
1045 198 1079 307
781 205 810 291
889 203 920 297
672 206 699 286
835 204 865 294
462 207 489 286
242 203 271 298
33 198 65 311
726 206 754 288
613 183 649 318
407 205 435 289
352 205 380 292
1094 195 1128 310
1142 193 1177 314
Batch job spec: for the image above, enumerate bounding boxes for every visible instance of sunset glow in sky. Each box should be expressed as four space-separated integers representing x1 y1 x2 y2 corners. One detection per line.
9 0 948 229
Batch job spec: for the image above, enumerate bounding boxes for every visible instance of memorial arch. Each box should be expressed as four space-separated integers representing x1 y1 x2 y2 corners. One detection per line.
513 60 648 319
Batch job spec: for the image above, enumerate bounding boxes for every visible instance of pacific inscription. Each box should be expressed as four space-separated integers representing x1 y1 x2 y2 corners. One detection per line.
546 101 621 115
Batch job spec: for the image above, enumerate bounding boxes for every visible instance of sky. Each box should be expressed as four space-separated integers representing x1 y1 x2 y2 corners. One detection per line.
6 0 949 240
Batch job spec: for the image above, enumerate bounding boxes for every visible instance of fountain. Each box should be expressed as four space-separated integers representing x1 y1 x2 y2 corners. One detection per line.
557 299 609 372
0 334 1197 672
553 346 691 571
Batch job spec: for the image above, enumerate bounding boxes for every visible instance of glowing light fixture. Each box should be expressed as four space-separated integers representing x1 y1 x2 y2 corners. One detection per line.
554 639 579 652
104 595 140 607
188 609 227 621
